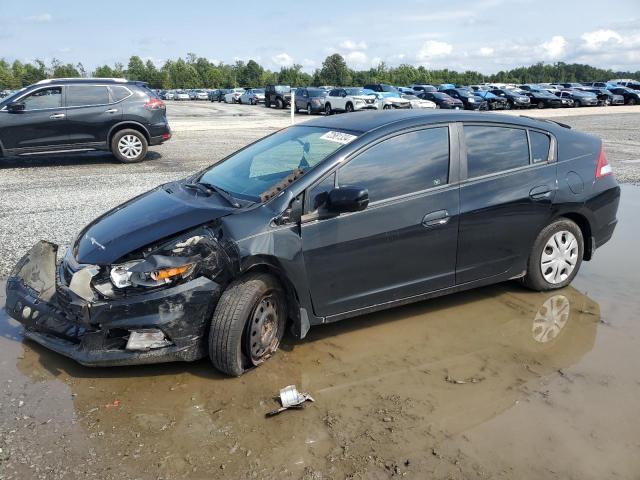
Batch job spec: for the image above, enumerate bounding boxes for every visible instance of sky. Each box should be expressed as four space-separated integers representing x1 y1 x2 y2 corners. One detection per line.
1 0 639 74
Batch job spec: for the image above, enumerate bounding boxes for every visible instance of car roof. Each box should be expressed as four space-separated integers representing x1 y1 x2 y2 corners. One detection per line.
300 110 561 134
35 78 141 85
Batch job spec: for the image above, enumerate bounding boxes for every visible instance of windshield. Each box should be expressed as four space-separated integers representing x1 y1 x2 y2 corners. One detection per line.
380 84 398 92
308 89 327 97
198 126 358 202
275 86 291 93
346 88 366 95
455 89 473 97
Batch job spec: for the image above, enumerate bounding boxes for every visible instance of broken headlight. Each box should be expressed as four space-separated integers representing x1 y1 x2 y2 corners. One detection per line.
109 259 196 289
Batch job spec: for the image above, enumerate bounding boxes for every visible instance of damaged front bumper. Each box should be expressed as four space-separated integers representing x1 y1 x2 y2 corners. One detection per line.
5 241 221 367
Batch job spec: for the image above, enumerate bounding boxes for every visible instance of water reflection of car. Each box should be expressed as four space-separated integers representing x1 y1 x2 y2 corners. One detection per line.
324 87 378 114
416 91 464 109
294 87 329 115
489 88 531 109
239 88 265 105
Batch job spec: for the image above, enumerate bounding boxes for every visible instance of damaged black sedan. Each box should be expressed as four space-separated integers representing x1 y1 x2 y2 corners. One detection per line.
6 111 620 376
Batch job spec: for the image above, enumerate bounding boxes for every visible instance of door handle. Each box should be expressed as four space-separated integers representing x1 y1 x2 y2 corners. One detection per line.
422 210 450 228
49 113 65 119
529 185 552 200
105 108 118 114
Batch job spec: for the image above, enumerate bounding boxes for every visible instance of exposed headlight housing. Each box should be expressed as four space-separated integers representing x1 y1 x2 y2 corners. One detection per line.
110 259 196 289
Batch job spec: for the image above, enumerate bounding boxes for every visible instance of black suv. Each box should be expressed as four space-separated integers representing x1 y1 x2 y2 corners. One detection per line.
0 78 171 163
264 85 291 109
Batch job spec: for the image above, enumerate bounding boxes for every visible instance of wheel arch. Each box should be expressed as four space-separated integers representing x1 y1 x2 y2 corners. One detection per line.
240 258 305 337
108 121 151 146
555 212 593 260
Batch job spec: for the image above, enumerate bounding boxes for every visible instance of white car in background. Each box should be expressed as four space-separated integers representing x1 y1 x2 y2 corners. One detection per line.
324 87 377 114
224 88 246 104
194 90 209 100
364 90 412 110
173 90 190 101
401 94 436 109
239 88 266 105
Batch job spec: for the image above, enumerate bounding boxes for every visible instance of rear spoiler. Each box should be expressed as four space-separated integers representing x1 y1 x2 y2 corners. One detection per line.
520 115 571 129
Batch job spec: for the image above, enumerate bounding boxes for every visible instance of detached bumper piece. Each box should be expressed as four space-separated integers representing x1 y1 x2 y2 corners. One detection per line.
5 241 221 367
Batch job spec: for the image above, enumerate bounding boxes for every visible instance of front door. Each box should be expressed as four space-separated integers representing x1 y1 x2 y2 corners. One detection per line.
302 125 459 318
0 86 68 152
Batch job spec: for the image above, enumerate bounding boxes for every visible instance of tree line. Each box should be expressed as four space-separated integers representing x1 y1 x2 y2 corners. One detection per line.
1 53 638 90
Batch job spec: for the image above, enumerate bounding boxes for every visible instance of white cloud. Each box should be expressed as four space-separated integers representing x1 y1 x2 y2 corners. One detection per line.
26 13 52 23
479 47 495 57
344 51 369 68
416 40 453 62
339 40 367 50
541 35 567 59
581 29 623 50
271 52 293 67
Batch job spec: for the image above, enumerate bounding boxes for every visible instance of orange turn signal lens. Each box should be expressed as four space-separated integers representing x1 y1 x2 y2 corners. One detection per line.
150 264 194 281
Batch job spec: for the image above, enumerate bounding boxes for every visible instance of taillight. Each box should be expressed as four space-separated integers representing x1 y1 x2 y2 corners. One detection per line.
595 145 612 179
144 98 165 110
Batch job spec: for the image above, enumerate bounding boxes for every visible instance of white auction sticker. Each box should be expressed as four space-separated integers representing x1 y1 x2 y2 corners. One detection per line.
320 131 358 145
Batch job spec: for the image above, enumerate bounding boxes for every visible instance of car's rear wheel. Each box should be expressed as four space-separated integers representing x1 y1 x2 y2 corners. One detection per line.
537 101 545 109
345 102 354 113
208 273 286 376
628 98 637 105
574 100 581 107
111 129 148 163
522 218 583 291
325 103 332 115
307 103 312 115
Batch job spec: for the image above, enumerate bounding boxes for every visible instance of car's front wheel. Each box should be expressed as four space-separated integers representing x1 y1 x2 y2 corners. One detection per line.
209 273 286 376
111 129 148 163
276 98 284 109
522 218 583 291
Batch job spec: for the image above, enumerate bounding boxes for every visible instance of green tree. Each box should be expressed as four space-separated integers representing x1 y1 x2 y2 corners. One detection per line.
318 54 351 86
93 65 115 77
127 55 147 81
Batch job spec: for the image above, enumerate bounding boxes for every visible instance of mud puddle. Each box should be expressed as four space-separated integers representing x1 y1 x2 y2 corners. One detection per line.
1 186 640 480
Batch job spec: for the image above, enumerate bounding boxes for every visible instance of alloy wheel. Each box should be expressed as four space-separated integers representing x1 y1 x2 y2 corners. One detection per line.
540 230 579 284
117 135 143 160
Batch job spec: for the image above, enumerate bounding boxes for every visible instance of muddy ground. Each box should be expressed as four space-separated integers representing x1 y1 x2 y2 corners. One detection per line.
1 104 639 479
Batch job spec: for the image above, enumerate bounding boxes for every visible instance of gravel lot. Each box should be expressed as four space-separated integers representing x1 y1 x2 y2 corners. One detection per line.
0 102 638 277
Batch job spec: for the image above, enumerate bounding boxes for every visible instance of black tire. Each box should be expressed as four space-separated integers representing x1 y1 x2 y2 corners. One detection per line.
574 100 581 108
110 128 148 164
307 103 312 115
521 218 584 292
435 104 441 109
276 98 284 109
325 103 332 115
505 101 512 110
628 98 637 106
265 98 271 108
345 102 354 113
383 104 392 110
209 273 287 376
537 101 545 109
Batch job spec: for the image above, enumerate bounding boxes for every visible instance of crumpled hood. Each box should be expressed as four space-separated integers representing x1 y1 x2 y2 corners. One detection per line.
74 182 235 265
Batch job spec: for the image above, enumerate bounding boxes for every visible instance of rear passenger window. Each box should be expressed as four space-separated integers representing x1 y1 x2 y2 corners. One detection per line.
529 131 551 163
339 127 449 202
109 86 131 103
67 85 110 107
464 125 529 178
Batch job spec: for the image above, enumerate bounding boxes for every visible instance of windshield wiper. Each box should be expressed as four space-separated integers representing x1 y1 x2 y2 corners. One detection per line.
185 181 241 208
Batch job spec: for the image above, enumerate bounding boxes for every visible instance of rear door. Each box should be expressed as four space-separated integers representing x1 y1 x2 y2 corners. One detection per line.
65 84 123 146
302 125 460 318
456 123 556 284
0 86 68 152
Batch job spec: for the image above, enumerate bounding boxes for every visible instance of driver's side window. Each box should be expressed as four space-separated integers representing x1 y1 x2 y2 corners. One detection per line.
21 87 62 110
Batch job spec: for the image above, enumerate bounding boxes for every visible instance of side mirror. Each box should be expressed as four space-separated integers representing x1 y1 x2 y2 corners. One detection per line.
7 102 25 113
327 187 369 213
